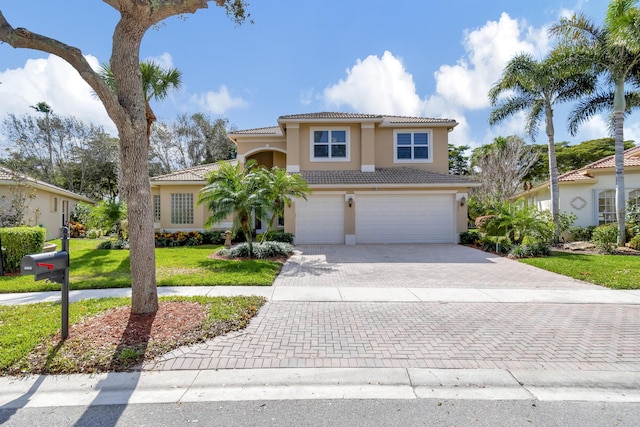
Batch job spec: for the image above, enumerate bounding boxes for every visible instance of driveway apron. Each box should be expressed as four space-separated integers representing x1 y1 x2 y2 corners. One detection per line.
147 244 640 372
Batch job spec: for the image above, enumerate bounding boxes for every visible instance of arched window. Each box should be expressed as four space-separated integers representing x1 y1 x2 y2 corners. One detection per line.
598 190 616 225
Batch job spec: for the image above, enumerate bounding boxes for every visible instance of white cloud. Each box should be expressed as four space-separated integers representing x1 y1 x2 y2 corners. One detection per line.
322 51 424 116
0 54 116 137
432 13 547 111
190 85 248 114
144 52 175 69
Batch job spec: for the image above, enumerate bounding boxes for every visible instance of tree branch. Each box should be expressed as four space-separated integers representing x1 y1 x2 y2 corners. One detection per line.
0 11 127 128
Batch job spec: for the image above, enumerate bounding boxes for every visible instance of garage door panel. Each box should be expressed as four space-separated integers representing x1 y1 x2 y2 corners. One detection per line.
356 195 454 243
295 196 345 244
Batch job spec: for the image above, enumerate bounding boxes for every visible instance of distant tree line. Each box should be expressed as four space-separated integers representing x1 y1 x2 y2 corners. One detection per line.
0 104 236 200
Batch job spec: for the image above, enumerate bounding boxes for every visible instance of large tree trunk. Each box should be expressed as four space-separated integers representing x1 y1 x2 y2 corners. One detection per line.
613 79 626 247
111 15 158 315
545 103 560 243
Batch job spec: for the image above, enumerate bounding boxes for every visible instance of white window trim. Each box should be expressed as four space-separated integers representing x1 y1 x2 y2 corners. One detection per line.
310 127 351 162
393 129 433 163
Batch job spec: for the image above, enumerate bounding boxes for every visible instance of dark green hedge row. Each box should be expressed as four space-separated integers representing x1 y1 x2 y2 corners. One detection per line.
1 226 46 273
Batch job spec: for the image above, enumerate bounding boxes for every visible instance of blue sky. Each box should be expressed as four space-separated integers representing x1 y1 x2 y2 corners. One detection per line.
1 0 636 150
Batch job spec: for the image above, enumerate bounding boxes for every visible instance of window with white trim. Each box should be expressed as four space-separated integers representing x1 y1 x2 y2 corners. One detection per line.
394 130 432 162
630 189 640 209
598 189 616 225
153 195 161 221
171 193 193 224
311 128 349 161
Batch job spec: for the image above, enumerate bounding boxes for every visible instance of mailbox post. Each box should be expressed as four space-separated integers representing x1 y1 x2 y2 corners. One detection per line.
20 219 71 339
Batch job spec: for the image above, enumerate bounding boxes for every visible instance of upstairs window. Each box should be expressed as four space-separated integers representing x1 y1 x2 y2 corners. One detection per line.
394 130 432 162
311 128 349 161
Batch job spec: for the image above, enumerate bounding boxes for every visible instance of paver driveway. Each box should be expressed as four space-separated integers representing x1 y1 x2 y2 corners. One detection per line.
274 244 600 289
148 244 640 372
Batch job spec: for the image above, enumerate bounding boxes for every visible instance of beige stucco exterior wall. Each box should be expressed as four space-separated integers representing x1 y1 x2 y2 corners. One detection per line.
373 127 449 173
0 185 88 240
152 184 233 232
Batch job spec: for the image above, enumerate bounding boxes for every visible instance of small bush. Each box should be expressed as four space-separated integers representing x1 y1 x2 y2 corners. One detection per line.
259 231 295 244
218 241 294 259
68 221 87 238
480 236 512 254
629 234 640 250
86 229 102 239
0 226 46 272
201 230 225 245
154 231 203 248
591 223 618 254
568 226 596 242
459 230 481 245
508 243 550 259
97 239 129 250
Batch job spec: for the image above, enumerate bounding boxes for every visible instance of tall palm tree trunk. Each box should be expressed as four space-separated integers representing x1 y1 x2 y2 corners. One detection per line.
545 104 561 243
613 79 626 246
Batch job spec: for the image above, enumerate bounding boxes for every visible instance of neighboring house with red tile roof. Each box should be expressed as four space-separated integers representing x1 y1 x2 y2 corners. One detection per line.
516 145 640 227
150 112 479 244
0 167 94 240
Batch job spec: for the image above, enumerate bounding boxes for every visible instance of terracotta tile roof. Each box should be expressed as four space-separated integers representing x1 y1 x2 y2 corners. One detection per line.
150 160 238 183
229 126 282 136
299 168 477 186
558 145 640 182
0 167 94 202
279 112 381 120
277 112 456 125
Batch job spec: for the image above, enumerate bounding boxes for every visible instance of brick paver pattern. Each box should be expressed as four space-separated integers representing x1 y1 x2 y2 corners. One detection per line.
147 301 640 372
274 245 600 289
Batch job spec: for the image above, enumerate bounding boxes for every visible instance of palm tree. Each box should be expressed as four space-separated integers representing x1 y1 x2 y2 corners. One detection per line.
197 161 270 258
550 0 640 245
488 52 596 242
99 61 182 144
260 167 311 241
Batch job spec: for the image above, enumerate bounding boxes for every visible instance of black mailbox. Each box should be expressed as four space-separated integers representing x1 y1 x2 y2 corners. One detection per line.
21 251 69 283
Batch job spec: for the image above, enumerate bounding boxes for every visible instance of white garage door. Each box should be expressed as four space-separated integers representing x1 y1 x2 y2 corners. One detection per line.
295 195 345 244
356 194 455 243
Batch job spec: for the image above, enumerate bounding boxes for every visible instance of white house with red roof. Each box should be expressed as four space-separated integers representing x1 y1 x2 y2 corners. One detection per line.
518 146 640 227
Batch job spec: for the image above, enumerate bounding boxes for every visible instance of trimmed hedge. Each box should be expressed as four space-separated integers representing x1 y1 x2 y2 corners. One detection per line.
0 226 46 273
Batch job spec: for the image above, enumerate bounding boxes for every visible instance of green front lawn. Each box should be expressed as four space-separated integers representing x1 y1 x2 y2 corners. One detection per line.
520 251 640 289
0 239 282 293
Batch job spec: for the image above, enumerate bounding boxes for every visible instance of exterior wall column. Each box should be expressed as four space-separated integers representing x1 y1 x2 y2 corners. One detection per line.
361 123 375 172
286 123 300 173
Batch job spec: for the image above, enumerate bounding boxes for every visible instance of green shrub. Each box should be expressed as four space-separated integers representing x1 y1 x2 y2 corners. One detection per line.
591 223 618 254
629 234 640 250
218 241 294 259
459 230 481 245
97 239 129 250
259 231 295 244
568 226 596 242
86 229 102 239
87 199 127 235
508 243 550 259
480 236 512 254
0 226 46 272
154 231 203 248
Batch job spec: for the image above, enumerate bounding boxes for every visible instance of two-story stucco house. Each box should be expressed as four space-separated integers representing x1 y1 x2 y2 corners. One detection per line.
150 112 478 244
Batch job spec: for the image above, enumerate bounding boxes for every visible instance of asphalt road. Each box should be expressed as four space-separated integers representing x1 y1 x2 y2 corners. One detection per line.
2 399 640 427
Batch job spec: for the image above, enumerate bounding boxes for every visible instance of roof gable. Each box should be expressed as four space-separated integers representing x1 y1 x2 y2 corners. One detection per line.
150 160 238 183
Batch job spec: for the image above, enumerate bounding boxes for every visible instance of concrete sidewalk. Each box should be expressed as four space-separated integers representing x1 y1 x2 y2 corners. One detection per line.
3 368 640 408
2 285 640 305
